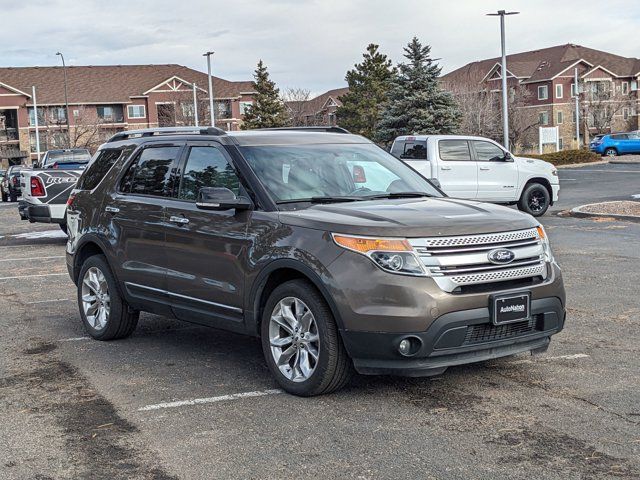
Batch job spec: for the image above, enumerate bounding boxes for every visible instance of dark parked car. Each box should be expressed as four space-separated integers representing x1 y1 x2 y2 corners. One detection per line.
3 165 24 202
66 127 566 396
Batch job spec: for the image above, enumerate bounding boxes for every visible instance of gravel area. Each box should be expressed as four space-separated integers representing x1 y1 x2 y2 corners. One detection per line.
579 200 640 217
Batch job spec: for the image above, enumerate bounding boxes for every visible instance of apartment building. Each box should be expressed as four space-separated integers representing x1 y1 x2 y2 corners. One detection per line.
0 64 255 167
441 44 640 150
287 87 349 127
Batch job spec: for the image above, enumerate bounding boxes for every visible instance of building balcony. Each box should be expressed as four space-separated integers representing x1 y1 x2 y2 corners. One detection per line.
0 128 19 143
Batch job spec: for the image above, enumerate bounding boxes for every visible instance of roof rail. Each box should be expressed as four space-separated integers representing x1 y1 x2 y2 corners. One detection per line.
254 126 351 134
107 126 226 143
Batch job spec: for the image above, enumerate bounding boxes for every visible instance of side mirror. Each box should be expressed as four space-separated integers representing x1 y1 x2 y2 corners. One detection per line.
196 187 252 211
429 178 442 189
504 152 514 162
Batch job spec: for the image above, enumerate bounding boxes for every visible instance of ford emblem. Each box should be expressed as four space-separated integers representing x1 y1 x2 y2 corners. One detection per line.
487 248 516 264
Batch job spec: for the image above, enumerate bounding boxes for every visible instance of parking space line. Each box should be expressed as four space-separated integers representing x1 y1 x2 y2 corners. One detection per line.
26 298 72 305
0 256 65 262
510 353 590 365
0 273 68 280
59 336 90 342
138 389 284 411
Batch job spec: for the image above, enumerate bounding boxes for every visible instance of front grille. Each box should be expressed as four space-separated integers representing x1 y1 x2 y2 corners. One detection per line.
409 228 547 292
464 317 536 344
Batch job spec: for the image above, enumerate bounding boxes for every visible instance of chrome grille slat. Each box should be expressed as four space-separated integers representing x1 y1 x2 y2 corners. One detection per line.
409 228 546 293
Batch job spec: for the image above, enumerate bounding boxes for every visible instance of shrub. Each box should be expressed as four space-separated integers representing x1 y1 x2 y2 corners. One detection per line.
523 149 601 166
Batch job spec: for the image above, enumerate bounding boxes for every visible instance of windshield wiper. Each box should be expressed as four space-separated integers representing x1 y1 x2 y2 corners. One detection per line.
363 192 435 200
276 196 363 205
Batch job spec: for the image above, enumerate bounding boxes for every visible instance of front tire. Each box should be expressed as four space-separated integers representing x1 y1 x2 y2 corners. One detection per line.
604 148 617 157
261 280 352 396
518 182 550 217
77 254 138 340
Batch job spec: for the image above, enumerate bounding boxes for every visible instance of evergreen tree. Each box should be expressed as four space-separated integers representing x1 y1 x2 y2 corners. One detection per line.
336 44 394 139
241 60 288 129
374 37 461 145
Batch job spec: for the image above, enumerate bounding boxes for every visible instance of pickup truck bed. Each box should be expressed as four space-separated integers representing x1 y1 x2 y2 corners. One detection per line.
19 169 83 230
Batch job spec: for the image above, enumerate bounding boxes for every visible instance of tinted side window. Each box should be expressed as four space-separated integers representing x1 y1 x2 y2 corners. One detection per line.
472 141 505 161
121 146 180 196
178 146 240 201
79 148 126 190
610 134 628 140
401 141 428 160
438 140 471 161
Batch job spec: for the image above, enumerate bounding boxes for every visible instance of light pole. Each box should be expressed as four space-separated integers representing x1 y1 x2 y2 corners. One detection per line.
203 51 215 127
55 52 71 147
487 10 519 150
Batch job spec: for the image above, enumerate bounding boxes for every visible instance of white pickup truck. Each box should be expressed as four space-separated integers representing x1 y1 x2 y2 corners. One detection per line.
18 149 91 233
391 135 559 216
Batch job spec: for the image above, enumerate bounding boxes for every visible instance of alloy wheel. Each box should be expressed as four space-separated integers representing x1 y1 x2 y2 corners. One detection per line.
81 267 110 330
269 296 319 382
528 190 547 213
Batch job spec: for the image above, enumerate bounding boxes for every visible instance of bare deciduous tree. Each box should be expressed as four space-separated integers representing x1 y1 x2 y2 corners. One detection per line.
579 81 635 137
282 87 312 126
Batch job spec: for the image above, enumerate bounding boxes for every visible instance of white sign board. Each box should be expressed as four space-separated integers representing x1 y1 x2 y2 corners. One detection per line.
539 126 560 153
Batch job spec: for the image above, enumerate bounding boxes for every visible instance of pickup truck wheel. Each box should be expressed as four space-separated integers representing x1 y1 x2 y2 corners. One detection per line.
518 183 550 217
604 148 617 157
261 280 352 396
78 255 138 341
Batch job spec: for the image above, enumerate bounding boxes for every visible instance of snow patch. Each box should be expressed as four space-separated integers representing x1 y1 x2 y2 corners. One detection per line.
12 229 68 240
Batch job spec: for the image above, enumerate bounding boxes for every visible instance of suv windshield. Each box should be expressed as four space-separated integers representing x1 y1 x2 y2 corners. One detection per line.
239 143 441 205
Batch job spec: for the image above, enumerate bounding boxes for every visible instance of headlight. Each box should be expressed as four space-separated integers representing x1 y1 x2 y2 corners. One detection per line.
536 225 554 262
551 169 558 177
332 234 426 275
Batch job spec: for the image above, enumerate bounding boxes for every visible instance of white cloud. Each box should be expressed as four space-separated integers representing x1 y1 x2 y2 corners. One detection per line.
2 0 638 93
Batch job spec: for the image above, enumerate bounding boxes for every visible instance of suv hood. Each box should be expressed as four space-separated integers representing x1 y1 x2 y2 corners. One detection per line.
278 197 537 237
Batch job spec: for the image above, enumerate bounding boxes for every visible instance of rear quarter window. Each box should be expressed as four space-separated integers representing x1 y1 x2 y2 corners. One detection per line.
78 148 131 190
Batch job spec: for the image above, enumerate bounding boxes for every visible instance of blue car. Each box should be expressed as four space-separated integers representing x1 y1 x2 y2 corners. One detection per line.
590 132 640 157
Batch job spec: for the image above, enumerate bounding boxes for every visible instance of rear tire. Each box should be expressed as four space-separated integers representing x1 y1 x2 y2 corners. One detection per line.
604 148 617 157
261 279 352 396
518 182 550 217
77 254 138 340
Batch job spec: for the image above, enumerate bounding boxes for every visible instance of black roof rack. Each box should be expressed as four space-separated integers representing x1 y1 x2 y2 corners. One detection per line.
253 126 351 134
107 126 226 143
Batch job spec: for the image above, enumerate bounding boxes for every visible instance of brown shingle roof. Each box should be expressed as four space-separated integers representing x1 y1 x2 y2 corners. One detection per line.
297 87 349 116
442 44 640 85
0 64 254 104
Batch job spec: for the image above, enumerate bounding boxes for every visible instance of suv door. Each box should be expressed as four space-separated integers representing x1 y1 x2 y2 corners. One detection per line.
471 140 519 201
163 142 251 330
104 143 183 313
436 139 477 198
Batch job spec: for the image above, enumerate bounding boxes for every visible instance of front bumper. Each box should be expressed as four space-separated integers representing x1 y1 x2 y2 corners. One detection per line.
341 296 565 376
551 183 560 203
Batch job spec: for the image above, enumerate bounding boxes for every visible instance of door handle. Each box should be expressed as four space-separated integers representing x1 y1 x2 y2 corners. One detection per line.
105 206 120 214
441 166 452 171
169 215 189 225
479 166 490 171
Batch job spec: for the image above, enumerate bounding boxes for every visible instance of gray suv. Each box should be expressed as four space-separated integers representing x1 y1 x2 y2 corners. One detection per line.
66 127 566 396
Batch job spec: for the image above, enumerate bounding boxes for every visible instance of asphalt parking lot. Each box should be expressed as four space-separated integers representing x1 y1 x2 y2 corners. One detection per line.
1 162 639 480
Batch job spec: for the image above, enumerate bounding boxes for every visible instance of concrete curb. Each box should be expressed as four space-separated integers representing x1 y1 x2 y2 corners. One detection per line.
570 201 640 223
609 159 640 165
556 160 609 169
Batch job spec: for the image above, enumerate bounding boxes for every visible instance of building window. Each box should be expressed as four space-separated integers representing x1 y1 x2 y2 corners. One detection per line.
73 109 80 118
28 107 45 126
97 105 124 123
181 103 194 119
572 110 577 123
559 138 564 149
555 84 563 99
538 85 548 100
557 111 563 124
51 107 67 123
571 83 577 97
239 101 252 115
622 81 629 95
215 100 232 119
623 107 630 120
539 112 549 125
127 104 146 119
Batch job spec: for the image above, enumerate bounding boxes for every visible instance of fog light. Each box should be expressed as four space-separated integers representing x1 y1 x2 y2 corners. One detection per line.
399 339 411 355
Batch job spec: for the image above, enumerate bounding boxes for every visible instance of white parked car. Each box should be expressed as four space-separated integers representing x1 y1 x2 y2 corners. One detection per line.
391 135 559 216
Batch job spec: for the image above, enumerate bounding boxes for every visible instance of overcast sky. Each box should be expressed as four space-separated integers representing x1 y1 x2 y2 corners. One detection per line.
3 0 639 95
